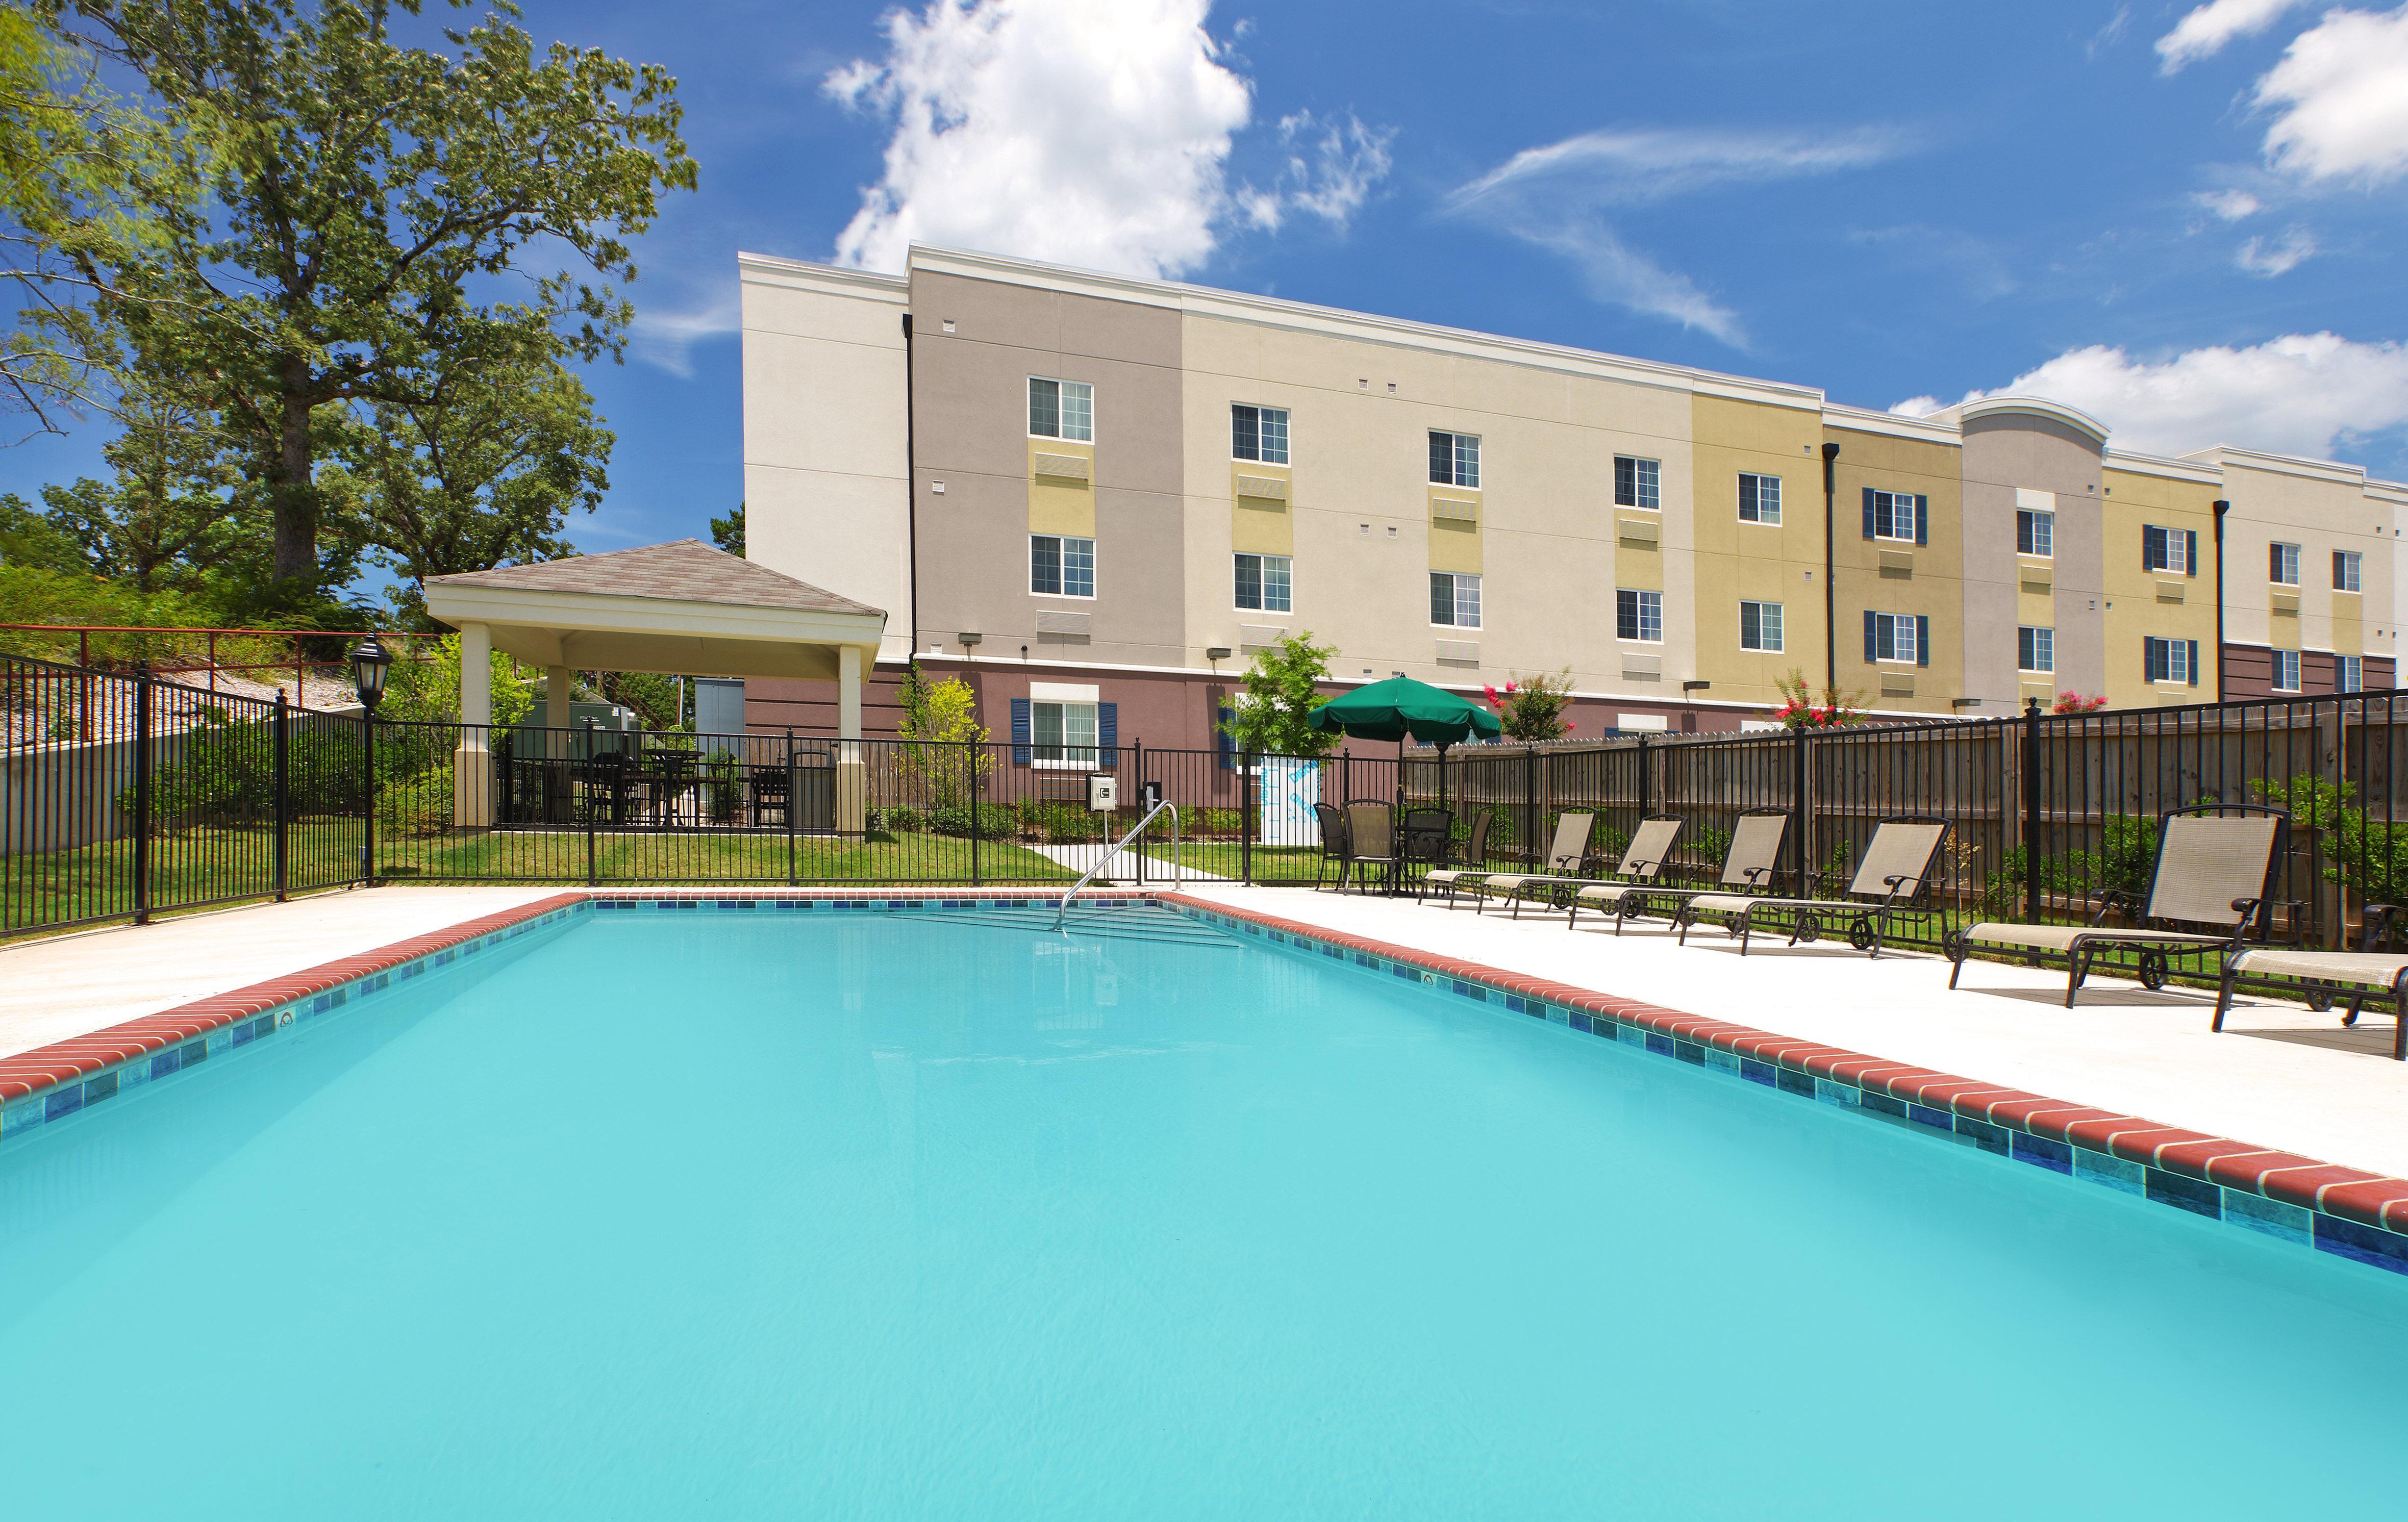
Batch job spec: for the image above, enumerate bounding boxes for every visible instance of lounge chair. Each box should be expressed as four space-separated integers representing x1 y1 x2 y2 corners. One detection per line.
1679 816 1950 957
1947 804 2288 1007
1571 809 1789 935
1408 811 1490 899
1501 815 1682 920
2214 902 2408 1060
1429 811 1597 911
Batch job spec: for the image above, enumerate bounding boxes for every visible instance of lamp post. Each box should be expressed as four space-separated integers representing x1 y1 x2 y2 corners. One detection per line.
352 636 391 882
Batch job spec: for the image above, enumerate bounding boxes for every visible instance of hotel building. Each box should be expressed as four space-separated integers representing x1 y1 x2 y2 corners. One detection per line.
737 245 2402 746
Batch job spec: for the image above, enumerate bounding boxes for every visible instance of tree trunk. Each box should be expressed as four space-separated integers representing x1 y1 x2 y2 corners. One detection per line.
269 368 317 585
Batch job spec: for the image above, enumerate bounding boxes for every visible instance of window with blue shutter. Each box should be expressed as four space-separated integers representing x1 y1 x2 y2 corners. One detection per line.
1915 615 1930 667
2187 639 2200 687
2185 529 2198 577
1010 698 1032 765
1862 488 1875 540
1862 609 1877 664
1914 495 1928 546
1097 702 1118 766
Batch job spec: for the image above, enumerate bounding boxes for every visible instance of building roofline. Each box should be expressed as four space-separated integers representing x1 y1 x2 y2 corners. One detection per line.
2181 444 2370 487
1820 401 1961 444
737 250 909 301
2103 448 2224 486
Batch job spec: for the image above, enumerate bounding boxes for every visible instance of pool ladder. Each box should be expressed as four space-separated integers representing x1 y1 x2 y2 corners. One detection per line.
1052 799 1180 931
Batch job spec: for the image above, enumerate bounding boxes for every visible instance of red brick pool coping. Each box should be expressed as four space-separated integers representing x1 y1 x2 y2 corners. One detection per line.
1155 892 2408 1238
5 884 2404 1239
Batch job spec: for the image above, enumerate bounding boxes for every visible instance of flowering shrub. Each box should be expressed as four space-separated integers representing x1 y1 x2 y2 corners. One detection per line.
2051 692 2108 714
1772 670 1866 729
1483 669 1573 741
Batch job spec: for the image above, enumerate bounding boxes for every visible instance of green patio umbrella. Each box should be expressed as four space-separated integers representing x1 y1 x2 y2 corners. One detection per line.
1308 676 1500 811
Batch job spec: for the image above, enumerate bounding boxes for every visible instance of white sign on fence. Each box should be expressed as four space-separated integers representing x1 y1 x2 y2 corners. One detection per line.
1257 755 1321 847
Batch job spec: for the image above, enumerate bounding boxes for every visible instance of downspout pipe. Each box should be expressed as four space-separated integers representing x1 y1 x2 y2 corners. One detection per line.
1821 442 1840 696
901 312 920 656
2212 498 2228 701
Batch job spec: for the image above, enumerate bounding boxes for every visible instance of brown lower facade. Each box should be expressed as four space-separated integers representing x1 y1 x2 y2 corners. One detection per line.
2220 643 2397 701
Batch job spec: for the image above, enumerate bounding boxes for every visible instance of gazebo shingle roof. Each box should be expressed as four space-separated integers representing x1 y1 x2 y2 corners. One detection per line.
425 539 885 619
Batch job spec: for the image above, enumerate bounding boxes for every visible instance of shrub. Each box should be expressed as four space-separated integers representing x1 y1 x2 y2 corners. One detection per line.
927 802 1015 838
127 709 362 829
878 804 926 834
377 763 457 838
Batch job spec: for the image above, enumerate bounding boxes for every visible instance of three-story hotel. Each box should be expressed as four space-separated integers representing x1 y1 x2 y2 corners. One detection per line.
737 244 2404 746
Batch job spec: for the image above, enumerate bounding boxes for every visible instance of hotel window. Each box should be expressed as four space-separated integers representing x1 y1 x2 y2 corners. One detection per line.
2143 524 2195 575
2335 549 2364 592
1027 377 1093 441
1428 430 1480 488
1232 404 1289 465
1234 552 1291 613
1864 489 1927 544
2340 655 2365 693
2016 508 2053 558
1430 571 1482 628
1030 700 1099 767
1030 534 1095 598
2019 625 2054 674
1738 472 1780 524
2272 649 2302 691
1615 455 1660 510
2270 542 2301 586
1617 588 1663 643
1739 599 1784 652
2145 637 2199 686
1863 610 1927 666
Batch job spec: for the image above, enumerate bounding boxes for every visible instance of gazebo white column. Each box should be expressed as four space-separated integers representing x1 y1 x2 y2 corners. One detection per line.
836 644 867 834
453 621 493 826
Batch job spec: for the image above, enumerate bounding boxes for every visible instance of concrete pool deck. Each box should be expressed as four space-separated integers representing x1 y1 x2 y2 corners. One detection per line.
5 882 2404 1185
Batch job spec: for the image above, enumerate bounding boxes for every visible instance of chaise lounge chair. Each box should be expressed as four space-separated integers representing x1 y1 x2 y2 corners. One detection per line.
1500 815 1682 921
1428 811 1597 911
1571 809 1789 935
1679 816 1950 957
1946 804 2288 1007
2213 901 2408 1060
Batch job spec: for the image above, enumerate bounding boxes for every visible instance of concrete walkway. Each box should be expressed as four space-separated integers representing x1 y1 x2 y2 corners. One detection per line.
1178 885 2408 1180
0 887 562 1061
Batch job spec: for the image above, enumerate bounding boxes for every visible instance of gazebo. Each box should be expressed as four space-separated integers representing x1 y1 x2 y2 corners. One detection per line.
423 540 887 831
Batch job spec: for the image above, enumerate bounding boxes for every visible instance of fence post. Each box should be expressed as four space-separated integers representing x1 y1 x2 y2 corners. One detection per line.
361 705 378 888
132 661 152 924
2021 697 2043 924
273 691 290 902
1791 726 1810 891
1133 739 1145 887
785 730 798 888
1635 732 1650 821
1523 744 1537 870
583 717 599 887
970 741 984 889
1242 748 1256 885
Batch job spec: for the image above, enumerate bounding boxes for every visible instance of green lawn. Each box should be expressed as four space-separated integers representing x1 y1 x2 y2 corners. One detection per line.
375 826 1071 884
2 823 364 937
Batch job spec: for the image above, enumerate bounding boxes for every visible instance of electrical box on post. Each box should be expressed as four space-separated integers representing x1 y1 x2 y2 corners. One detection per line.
1087 774 1118 813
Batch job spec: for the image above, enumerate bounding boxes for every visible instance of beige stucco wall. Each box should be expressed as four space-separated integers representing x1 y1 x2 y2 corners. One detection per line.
1689 394 1825 707
2211 451 2390 668
1825 421 1965 713
2100 462 2219 704
739 258 912 658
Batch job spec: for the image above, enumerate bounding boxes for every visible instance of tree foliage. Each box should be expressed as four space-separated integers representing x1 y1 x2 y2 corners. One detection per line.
710 501 743 557
896 662 989 805
1220 633 1339 757
1484 669 1573 741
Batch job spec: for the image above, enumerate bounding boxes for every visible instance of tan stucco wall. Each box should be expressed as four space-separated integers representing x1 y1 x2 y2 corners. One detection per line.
2100 465 2219 704
1825 423 1965 713
1690 394 1825 707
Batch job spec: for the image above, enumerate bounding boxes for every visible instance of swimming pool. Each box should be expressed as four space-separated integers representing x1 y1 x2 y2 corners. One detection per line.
2 897 2402 1517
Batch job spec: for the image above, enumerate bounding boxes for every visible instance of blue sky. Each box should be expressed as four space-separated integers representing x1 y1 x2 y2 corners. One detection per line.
12 0 2408 572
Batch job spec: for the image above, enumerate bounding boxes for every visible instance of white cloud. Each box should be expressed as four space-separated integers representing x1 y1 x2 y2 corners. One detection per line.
2235 225 2318 274
631 297 740 378
2254 5 2408 183
822 0 1388 278
1443 125 1912 348
1894 333 2408 458
2155 0 2311 72
2192 187 2263 220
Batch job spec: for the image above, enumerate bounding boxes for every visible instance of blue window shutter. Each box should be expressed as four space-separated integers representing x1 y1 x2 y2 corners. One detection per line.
1861 488 1875 539
1010 698 1032 765
1862 610 1877 664
1097 702 1118 766
2185 529 2198 577
1915 615 1930 667
1216 706 1235 770
2145 638 2160 683
1914 495 1928 546
2142 526 2157 571
2188 640 2200 687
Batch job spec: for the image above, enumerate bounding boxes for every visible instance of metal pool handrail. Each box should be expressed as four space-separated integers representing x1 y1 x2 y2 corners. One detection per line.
1054 799 1181 931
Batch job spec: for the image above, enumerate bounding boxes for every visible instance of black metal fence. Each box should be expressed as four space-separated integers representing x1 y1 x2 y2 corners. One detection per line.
9 648 2407 954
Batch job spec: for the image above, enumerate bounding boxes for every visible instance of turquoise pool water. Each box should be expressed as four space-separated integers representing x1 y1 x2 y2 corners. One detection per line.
1 904 2401 1517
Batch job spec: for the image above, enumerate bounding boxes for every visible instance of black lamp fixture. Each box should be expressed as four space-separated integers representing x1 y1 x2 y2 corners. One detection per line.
350 635 392 713
1681 680 1711 693
1206 646 1232 662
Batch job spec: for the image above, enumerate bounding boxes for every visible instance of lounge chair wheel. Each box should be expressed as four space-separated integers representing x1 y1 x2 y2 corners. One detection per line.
1794 911 1821 945
2137 948 2168 993
2311 987 2335 1014
1940 928 1964 962
1847 915 1874 951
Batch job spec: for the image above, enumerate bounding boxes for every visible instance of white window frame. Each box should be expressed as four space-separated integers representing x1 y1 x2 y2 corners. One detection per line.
2016 509 2054 559
2272 649 2302 692
1615 455 1661 511
2143 525 2191 575
2340 655 2365 693
1430 571 1482 628
2271 541 2301 587
1232 403 1289 465
1029 697 1100 769
1738 472 1781 525
2145 637 2193 686
1028 376 1094 442
1870 490 1920 544
1739 599 1784 652
1616 588 1663 644
2018 625 2054 674
2336 549 2364 592
1871 611 1919 665
1029 534 1096 599
1234 552 1292 613
1428 430 1480 489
